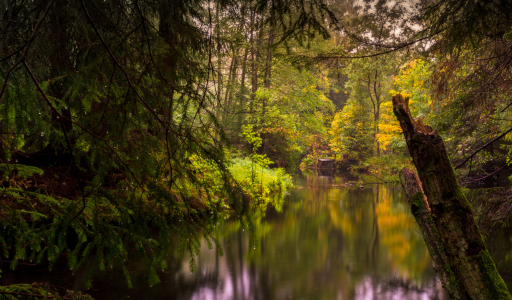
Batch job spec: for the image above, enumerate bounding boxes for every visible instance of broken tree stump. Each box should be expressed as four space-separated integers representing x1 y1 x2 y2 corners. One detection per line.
393 94 511 300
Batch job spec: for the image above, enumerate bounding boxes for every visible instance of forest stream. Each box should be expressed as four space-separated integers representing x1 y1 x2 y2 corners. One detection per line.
1 171 512 300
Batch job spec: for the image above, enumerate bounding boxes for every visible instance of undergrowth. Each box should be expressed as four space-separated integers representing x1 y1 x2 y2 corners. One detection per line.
354 154 413 183
228 157 294 202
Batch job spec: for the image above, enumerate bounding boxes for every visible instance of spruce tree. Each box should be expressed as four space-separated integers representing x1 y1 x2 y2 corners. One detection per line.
0 0 338 294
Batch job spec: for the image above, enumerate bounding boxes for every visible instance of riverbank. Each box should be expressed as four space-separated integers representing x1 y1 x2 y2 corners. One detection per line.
0 154 293 299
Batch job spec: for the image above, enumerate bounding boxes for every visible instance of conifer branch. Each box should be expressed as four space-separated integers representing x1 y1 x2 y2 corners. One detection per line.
22 60 87 220
0 0 55 100
79 0 169 130
0 290 58 298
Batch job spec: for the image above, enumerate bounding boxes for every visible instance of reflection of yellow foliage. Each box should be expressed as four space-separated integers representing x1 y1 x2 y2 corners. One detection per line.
375 190 430 277
330 206 356 238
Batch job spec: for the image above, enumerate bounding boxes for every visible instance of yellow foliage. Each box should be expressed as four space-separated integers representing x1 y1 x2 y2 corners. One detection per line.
377 101 403 150
390 59 432 118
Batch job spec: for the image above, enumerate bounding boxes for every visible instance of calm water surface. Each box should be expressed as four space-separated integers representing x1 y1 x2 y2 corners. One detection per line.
2 171 512 299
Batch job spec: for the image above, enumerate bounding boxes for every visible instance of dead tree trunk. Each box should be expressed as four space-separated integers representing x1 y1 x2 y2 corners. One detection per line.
393 94 511 300
399 167 461 299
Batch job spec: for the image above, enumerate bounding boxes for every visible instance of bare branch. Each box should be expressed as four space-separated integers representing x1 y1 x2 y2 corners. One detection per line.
455 126 512 169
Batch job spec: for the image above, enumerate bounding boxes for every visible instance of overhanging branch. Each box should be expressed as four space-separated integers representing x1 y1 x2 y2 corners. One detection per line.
455 126 512 169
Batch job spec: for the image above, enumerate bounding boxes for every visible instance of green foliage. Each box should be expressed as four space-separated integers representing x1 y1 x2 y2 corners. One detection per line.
330 100 373 162
299 155 316 170
0 181 219 288
242 124 272 168
247 60 335 170
0 164 44 180
329 52 404 162
238 125 293 203
0 0 258 290
357 154 413 183
423 0 512 50
243 125 264 152
3 0 511 295
390 59 433 120
393 51 512 174
0 283 93 300
0 0 334 290
228 157 293 201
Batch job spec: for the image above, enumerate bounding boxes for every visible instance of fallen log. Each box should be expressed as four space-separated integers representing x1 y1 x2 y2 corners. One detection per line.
393 94 511 300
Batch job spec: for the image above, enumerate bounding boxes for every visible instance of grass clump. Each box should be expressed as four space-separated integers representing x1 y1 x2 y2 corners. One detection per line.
228 156 293 201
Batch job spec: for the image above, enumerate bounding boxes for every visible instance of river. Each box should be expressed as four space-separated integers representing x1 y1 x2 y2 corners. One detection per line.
2 171 512 299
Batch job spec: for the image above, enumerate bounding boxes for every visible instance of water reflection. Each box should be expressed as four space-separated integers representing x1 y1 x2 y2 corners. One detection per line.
486 221 512 292
1 171 461 299
178 171 448 300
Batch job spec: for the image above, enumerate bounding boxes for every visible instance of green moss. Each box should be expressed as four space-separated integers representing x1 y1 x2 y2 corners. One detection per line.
409 190 461 297
427 210 462 298
412 191 423 206
477 250 512 299
444 263 458 292
435 227 460 297
410 191 423 216
446 185 472 212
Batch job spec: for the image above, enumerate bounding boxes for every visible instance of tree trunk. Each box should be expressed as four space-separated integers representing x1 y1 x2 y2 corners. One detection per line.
214 3 222 142
368 70 381 157
393 94 511 300
158 1 177 124
399 167 461 299
224 54 238 141
264 28 274 89
236 45 249 144
49 0 73 133
249 10 257 113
